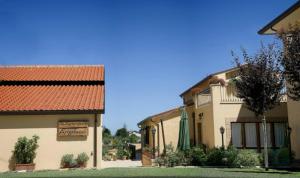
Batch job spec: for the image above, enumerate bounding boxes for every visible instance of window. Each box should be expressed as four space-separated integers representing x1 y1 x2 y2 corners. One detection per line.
274 123 286 147
259 123 272 147
245 123 257 147
231 122 287 149
231 123 242 147
144 127 150 145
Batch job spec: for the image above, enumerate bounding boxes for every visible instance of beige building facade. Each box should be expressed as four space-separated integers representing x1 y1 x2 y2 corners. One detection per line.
0 65 105 171
259 1 300 159
181 68 288 150
0 114 102 171
138 107 181 156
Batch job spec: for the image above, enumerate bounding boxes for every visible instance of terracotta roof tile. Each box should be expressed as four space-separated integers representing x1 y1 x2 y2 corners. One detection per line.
0 65 104 81
0 85 104 112
0 65 105 113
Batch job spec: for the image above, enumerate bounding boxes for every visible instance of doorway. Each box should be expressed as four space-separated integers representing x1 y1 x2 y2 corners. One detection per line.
197 123 202 145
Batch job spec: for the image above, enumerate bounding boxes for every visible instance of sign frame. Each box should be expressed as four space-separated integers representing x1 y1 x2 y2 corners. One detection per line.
57 120 89 137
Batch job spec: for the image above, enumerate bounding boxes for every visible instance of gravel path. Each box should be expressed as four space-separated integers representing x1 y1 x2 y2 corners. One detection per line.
101 160 142 168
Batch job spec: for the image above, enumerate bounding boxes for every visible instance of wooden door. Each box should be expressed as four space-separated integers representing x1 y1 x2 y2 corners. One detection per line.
197 123 202 145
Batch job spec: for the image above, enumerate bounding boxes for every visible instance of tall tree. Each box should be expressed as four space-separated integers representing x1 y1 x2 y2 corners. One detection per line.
128 134 140 143
279 24 300 100
115 127 129 138
103 126 111 137
232 44 284 170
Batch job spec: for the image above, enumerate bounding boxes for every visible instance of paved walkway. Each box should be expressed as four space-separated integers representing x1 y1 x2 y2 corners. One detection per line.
101 160 142 168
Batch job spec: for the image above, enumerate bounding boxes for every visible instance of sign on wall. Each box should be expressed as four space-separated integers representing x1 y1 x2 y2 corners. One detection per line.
58 121 89 137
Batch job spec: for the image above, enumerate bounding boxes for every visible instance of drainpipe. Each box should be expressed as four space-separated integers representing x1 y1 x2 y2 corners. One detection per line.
160 119 166 155
150 119 160 156
271 27 278 33
94 114 98 167
193 112 196 146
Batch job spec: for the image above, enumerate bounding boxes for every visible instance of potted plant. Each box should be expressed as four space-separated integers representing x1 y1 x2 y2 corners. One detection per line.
61 154 77 168
76 152 89 168
13 135 39 171
116 149 127 160
142 146 156 158
142 146 157 166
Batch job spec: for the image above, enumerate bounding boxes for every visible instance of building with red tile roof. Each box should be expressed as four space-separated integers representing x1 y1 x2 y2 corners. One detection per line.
0 65 105 113
0 65 105 171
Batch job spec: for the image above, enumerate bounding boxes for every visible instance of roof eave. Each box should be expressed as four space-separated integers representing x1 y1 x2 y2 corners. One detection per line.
258 1 300 35
0 109 104 115
179 75 212 97
137 107 181 127
180 66 240 97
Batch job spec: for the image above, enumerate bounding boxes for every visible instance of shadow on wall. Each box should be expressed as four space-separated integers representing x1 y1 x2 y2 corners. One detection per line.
56 136 87 142
0 116 92 129
235 103 288 123
8 154 15 171
226 103 288 146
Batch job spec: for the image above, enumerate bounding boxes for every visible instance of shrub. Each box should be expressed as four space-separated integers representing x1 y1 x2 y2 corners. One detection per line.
116 149 131 159
102 145 109 157
224 146 239 167
261 149 279 165
206 148 226 166
164 144 175 153
181 149 192 165
262 148 294 165
155 145 262 168
234 150 260 167
155 144 184 167
103 154 112 161
76 152 89 166
13 135 39 164
155 156 166 166
61 154 76 168
165 151 182 167
276 148 292 165
190 147 207 166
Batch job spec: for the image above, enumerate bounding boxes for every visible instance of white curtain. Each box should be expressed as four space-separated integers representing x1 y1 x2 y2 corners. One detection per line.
260 123 272 147
245 123 257 147
231 123 242 147
274 123 286 147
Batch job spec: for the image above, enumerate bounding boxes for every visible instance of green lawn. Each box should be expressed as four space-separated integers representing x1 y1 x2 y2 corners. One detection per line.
0 167 299 178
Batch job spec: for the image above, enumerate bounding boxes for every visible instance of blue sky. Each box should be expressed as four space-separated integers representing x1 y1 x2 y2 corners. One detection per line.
0 0 296 133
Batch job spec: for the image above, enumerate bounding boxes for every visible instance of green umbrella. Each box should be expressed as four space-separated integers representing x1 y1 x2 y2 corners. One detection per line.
177 107 190 151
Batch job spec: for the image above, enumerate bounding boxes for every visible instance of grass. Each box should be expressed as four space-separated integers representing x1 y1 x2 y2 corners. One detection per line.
0 167 299 178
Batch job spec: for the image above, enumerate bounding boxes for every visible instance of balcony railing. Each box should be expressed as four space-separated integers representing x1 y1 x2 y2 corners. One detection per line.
195 93 211 108
192 84 287 108
219 85 243 103
219 85 287 103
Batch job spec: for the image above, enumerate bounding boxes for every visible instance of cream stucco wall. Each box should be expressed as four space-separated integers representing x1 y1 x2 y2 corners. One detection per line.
262 6 300 34
211 84 288 148
194 104 214 148
141 113 180 154
0 114 102 172
183 69 288 150
184 71 228 148
158 116 180 152
287 99 300 159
